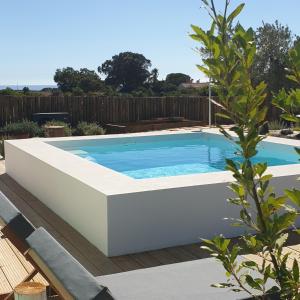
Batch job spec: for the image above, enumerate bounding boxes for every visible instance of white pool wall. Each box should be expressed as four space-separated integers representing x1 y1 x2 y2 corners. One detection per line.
5 129 300 256
5 140 109 254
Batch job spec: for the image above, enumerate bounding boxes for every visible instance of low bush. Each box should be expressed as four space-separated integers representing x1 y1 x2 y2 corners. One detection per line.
1 120 42 137
268 120 286 130
44 120 72 136
73 122 105 136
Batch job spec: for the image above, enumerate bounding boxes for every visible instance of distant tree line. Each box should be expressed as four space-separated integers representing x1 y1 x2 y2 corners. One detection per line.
52 52 208 97
50 20 300 98
0 21 298 98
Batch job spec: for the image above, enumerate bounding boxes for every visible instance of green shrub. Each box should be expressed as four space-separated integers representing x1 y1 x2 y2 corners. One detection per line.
73 122 105 136
268 120 286 130
1 120 42 137
44 120 72 136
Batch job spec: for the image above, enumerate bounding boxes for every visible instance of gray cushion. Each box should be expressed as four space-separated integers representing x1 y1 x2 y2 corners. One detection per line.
0 191 34 240
0 191 19 224
26 228 115 300
97 257 272 300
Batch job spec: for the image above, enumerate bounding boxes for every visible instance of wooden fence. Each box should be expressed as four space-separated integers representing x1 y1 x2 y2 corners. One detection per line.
0 95 281 127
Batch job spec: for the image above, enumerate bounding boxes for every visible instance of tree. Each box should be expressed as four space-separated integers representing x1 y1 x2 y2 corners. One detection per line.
77 68 103 93
165 73 191 86
0 87 20 96
252 21 297 93
22 87 30 94
191 0 300 298
147 68 159 84
54 67 103 93
54 67 79 92
98 52 152 92
273 40 300 121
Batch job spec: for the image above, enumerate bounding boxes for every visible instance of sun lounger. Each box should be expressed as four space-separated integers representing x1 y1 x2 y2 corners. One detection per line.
0 192 114 299
26 227 115 300
96 258 250 300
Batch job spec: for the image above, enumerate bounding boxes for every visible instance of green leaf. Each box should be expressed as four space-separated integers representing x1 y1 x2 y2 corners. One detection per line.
211 283 234 289
275 233 288 248
260 174 273 182
215 112 232 120
293 259 299 282
242 260 257 268
227 4 245 23
191 25 210 45
281 113 299 123
244 275 263 291
285 189 300 206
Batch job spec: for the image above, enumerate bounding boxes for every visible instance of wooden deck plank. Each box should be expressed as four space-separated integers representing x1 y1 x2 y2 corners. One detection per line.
6 240 48 287
110 255 144 272
243 247 300 270
6 240 33 274
0 230 14 297
165 246 199 262
0 268 12 297
0 237 29 289
32 274 48 287
181 243 211 259
129 252 163 268
147 249 180 265
287 244 300 253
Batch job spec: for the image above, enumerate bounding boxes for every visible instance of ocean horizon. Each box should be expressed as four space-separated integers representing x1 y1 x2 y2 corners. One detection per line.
0 85 57 91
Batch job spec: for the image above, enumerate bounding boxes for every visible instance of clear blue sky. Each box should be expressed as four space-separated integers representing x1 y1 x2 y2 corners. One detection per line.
0 0 299 85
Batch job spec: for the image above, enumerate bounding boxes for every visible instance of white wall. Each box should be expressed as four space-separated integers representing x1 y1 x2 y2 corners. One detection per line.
106 174 300 256
5 142 109 255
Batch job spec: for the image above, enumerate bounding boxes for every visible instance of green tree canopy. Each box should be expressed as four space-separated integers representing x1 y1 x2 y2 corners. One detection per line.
22 87 30 94
98 52 152 92
165 73 191 86
252 21 298 93
54 67 103 93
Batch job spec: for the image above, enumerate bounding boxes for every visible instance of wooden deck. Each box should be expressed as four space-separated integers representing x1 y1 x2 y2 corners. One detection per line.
0 159 300 298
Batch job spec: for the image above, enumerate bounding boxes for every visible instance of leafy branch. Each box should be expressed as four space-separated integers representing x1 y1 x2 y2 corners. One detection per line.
191 1 300 298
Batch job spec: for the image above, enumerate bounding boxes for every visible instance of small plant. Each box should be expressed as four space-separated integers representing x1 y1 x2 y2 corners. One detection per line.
73 122 105 136
1 120 42 138
268 120 286 131
44 120 72 136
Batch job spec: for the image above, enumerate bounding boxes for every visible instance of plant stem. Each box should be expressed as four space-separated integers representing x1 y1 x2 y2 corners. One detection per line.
249 162 283 285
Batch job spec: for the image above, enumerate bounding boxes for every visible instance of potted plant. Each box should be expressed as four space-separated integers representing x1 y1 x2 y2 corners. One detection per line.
191 1 300 299
44 120 72 137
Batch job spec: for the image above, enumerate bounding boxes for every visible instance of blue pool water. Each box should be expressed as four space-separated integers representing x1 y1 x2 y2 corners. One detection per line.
48 133 299 179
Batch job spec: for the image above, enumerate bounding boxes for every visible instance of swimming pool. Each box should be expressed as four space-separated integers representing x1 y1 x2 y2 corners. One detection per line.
49 133 299 179
5 129 300 256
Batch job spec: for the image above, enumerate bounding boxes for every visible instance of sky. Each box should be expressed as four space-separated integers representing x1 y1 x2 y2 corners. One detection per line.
0 0 300 85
